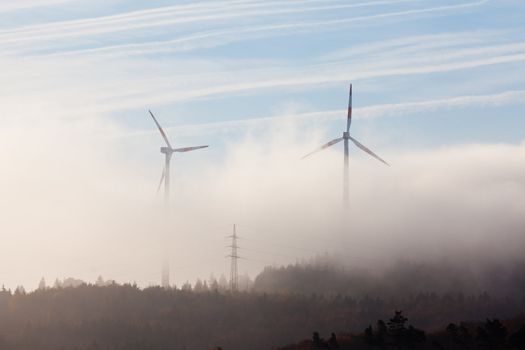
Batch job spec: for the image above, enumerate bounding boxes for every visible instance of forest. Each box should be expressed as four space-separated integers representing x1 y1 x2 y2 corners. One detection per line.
0 259 524 350
279 311 525 350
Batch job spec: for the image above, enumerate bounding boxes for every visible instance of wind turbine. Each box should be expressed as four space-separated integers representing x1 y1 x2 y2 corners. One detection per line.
148 110 208 288
149 110 208 203
302 84 389 207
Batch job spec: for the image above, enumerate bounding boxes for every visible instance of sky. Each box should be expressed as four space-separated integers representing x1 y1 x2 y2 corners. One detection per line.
0 0 524 290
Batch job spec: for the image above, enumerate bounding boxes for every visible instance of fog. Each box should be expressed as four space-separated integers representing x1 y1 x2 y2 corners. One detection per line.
1 110 524 291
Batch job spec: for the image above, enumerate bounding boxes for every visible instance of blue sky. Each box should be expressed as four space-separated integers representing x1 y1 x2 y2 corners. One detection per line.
1 0 525 288
1 0 524 151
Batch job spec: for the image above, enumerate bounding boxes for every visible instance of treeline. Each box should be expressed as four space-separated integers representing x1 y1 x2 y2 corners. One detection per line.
0 284 523 350
253 258 525 299
32 273 253 293
279 311 525 349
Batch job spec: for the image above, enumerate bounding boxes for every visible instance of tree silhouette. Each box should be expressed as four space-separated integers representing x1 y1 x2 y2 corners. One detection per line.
388 311 408 336
38 278 46 290
362 311 426 350
508 326 525 350
328 332 338 348
476 319 507 350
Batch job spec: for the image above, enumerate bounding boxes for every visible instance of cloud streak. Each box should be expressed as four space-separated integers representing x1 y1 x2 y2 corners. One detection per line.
0 0 486 56
121 89 525 138
0 1 412 45
0 0 73 13
90 48 525 113
3 28 523 122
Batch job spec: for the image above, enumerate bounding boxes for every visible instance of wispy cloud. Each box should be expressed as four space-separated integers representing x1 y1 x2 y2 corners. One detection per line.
0 0 487 56
0 0 73 13
121 89 525 138
91 48 525 112
41 21 495 60
3 27 523 120
0 1 411 45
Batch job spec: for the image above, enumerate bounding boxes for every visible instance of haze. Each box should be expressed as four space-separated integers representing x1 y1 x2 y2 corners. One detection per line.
0 0 524 291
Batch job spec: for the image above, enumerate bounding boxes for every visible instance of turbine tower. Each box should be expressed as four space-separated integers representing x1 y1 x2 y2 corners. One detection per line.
149 110 209 288
302 84 389 206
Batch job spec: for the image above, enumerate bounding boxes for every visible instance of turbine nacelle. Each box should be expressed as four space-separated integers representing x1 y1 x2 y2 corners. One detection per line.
343 131 350 139
161 146 172 154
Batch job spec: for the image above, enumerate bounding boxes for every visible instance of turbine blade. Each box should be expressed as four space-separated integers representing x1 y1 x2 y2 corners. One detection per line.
301 137 343 159
149 110 172 149
172 145 209 153
346 84 352 133
156 165 165 194
348 136 389 166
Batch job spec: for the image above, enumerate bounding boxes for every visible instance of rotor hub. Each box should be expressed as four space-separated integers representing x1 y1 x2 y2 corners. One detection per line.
160 146 172 154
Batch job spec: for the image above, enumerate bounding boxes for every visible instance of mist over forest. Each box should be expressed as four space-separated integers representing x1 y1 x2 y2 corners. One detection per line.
253 255 525 299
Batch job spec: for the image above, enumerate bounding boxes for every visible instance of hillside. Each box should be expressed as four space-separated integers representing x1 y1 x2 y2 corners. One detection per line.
0 283 524 350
